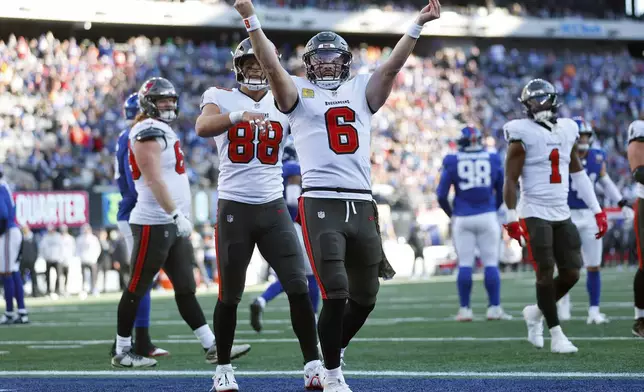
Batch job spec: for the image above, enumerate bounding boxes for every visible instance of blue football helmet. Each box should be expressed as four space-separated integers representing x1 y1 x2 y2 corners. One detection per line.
283 140 298 162
123 92 140 121
457 126 483 151
573 116 593 151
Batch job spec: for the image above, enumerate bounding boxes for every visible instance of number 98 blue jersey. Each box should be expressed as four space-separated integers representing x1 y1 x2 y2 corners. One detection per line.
437 151 504 217
568 148 604 210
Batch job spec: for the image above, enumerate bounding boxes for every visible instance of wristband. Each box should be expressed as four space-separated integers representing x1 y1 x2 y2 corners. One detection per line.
618 199 629 209
406 23 423 39
243 15 261 32
506 209 518 222
229 111 244 124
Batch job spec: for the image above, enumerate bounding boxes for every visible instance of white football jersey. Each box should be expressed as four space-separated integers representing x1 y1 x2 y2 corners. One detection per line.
200 87 289 204
504 118 579 221
128 118 192 225
628 120 644 198
285 74 374 201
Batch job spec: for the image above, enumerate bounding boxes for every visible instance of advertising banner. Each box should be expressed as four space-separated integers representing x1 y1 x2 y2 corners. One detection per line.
13 191 89 228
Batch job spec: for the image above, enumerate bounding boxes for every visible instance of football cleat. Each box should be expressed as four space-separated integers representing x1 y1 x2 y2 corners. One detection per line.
523 305 544 349
211 365 238 392
323 373 352 392
205 344 251 364
632 318 644 338
304 360 325 390
456 307 473 322
586 310 609 325
146 345 170 357
111 347 157 368
0 312 18 325
486 306 513 320
250 298 264 333
551 334 578 354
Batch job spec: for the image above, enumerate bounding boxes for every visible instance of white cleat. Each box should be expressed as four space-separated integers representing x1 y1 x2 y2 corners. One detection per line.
586 311 610 325
323 373 352 392
486 306 513 320
211 365 239 392
456 307 473 322
304 360 325 390
551 335 578 354
522 305 544 349
111 347 157 368
557 296 571 321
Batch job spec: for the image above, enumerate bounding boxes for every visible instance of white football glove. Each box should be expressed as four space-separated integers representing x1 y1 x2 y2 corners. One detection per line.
172 209 193 237
621 205 635 222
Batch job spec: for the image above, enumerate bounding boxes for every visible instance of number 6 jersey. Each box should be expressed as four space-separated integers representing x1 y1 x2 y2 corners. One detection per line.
200 87 290 204
128 118 191 225
503 118 580 221
282 74 374 201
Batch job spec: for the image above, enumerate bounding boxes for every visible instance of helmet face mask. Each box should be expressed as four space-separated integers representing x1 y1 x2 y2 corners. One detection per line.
519 79 558 122
303 32 352 90
138 77 179 123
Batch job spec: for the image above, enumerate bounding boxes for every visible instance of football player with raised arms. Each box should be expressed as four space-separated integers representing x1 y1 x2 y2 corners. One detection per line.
232 1 440 390
503 79 608 354
196 39 324 392
111 77 250 368
436 126 511 322
558 117 634 324
249 143 321 333
627 117 644 337
112 93 168 358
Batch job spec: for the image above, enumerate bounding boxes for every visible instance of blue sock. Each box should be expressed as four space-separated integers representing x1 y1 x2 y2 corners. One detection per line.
307 275 320 313
484 266 501 307
261 280 284 304
3 275 15 313
11 272 25 311
587 270 601 307
134 290 151 328
457 267 473 308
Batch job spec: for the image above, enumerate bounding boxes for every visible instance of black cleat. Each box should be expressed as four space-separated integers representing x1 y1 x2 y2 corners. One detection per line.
250 298 264 333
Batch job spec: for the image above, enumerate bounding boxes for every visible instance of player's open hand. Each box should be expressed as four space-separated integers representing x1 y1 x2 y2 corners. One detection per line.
594 211 608 239
234 0 256 19
416 0 441 25
244 112 272 134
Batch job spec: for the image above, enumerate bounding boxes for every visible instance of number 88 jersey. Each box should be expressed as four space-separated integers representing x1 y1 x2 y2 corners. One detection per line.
200 87 290 204
503 117 579 221
282 74 374 201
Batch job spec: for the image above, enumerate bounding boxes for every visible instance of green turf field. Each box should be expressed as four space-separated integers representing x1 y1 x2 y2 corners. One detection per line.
1 268 643 374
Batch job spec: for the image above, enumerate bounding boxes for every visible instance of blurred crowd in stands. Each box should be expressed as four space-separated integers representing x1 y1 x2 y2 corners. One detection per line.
1 31 642 211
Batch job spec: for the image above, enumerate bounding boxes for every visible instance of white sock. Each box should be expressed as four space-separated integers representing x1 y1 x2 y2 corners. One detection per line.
256 297 267 308
194 324 216 349
17 308 28 315
635 308 644 319
549 325 564 339
326 366 342 378
216 364 233 372
589 305 600 314
116 334 132 355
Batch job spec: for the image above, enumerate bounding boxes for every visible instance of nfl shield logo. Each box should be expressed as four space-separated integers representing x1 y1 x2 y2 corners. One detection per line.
317 211 325 219
226 215 234 223
254 103 260 109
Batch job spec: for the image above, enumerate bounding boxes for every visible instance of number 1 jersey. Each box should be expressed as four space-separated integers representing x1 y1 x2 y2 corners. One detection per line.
283 74 374 201
200 88 290 204
503 118 579 221
128 118 191 225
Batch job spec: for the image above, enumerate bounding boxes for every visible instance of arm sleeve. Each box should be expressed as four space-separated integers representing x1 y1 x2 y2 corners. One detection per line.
598 175 623 204
570 171 602 214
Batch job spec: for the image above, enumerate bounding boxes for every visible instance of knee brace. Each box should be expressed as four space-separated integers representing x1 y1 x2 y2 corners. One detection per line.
283 276 308 297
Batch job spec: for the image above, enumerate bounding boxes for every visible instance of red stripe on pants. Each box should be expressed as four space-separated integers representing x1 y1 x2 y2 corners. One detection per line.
128 225 150 293
519 219 537 271
298 197 328 299
214 223 222 299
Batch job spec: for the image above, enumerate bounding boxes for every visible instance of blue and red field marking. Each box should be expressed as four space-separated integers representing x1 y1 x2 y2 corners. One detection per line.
1 375 644 392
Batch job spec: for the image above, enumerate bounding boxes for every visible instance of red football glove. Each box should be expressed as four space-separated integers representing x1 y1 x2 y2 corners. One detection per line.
503 221 526 247
594 211 608 239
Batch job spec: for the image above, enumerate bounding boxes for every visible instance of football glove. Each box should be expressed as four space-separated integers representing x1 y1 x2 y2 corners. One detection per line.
594 211 608 239
503 221 526 247
172 209 193 237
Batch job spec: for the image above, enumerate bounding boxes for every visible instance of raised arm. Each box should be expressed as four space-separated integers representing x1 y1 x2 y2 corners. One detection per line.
233 0 298 112
365 0 440 113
